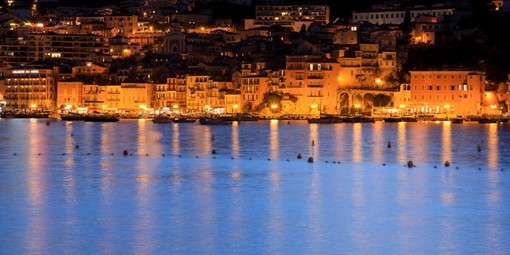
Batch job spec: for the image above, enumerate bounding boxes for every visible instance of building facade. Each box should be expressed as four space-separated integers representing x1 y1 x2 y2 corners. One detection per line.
409 70 485 116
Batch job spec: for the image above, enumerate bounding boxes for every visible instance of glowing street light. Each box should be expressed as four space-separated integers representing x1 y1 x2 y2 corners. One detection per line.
310 104 318 109
271 104 278 109
173 104 179 109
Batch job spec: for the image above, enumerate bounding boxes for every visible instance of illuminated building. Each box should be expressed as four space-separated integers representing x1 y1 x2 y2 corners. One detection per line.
3 66 58 112
409 70 485 116
0 33 109 65
351 6 454 25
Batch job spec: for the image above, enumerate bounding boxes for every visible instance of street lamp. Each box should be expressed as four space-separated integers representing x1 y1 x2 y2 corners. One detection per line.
354 103 361 115
444 104 450 118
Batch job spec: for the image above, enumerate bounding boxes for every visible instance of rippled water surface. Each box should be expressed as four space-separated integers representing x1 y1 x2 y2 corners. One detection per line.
0 119 509 254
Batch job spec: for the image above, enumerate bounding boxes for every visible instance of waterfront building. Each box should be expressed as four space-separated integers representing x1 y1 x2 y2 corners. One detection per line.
3 65 58 112
240 75 268 112
408 70 485 116
82 83 106 112
280 55 340 115
120 80 153 113
224 90 241 114
57 78 83 111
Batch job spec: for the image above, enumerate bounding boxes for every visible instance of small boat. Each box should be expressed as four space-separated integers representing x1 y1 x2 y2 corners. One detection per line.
383 117 402 123
402 116 418 122
152 115 173 123
199 117 232 125
307 115 342 124
478 118 497 124
172 117 196 123
451 117 464 124
83 114 120 122
60 113 84 121
343 116 375 123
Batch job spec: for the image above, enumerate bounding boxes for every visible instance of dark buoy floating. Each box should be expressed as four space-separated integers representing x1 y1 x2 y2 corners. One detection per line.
477 144 482 152
407 161 414 168
382 163 386 166
211 135 215 141
75 145 79 149
387 141 391 148
212 149 216 155
123 149 128 156
307 157 314 163
444 160 450 167
297 153 302 159
311 140 315 146
46 121 50 126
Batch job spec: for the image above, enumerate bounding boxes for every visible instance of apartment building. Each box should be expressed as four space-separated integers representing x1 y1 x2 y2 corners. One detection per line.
3 66 58 112
253 5 329 31
283 55 340 114
351 6 454 25
104 15 138 37
0 33 109 65
409 70 485 116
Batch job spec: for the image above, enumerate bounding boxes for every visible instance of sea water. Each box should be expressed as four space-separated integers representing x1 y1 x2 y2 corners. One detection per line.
0 119 509 254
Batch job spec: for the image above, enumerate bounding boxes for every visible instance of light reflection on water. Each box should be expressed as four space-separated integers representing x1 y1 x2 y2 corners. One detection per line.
0 119 509 254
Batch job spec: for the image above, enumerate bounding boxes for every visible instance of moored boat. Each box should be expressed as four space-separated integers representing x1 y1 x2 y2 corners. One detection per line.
83 114 120 122
451 117 464 124
478 118 498 124
60 113 84 121
172 117 196 123
199 117 232 125
152 115 173 123
307 115 342 124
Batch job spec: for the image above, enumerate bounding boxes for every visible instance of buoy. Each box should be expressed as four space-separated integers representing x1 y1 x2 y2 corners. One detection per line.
337 161 341 164
162 154 165 157
387 141 391 148
249 157 252 160
455 166 459 169
267 158 270 161
231 157 234 159
332 161 336 164
146 153 149 156
213 156 216 159
212 149 216 155
444 160 450 167
325 161 328 163
195 156 199 158
38 153 41 156
13 153 16 156
46 121 50 126
407 161 414 168
62 153 66 155
75 145 79 149
478 167 482 171
87 153 91 155
286 159 290 161
123 150 128 156
307 157 314 163
287 121 290 124
311 140 315 146
477 144 482 152
178 154 181 157
211 135 215 141
297 153 302 159
71 133 73 137
434 165 437 168
111 153 114 155
382 163 386 166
